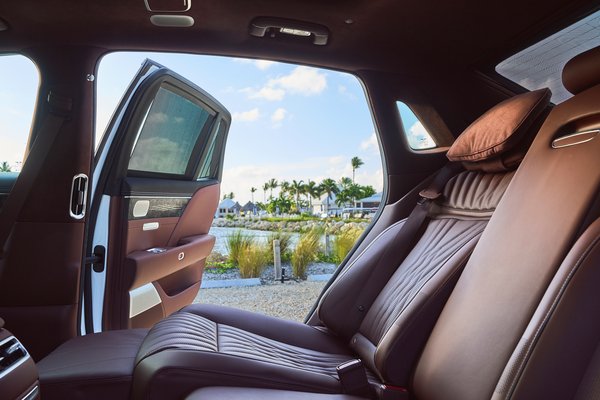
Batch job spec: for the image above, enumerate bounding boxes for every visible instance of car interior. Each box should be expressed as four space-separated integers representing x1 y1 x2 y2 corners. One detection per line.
0 1 599 399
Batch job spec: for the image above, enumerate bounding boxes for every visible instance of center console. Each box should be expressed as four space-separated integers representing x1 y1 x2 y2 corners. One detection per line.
0 317 39 400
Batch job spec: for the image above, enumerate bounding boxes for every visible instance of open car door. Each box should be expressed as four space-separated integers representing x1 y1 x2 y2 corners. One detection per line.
84 60 230 333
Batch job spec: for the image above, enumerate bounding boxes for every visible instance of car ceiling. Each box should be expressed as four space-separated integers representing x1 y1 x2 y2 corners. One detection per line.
0 0 598 74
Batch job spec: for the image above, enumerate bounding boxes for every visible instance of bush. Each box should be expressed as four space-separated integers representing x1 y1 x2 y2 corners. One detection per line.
267 231 293 262
332 228 363 263
205 252 236 273
226 230 254 265
291 229 321 279
238 243 269 278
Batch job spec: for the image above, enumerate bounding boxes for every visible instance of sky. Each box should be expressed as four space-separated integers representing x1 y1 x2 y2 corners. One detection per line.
0 52 430 204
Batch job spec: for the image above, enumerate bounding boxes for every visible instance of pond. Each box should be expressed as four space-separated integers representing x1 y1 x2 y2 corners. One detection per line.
208 226 330 255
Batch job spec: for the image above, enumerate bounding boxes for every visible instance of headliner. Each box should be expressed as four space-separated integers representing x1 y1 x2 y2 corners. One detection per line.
0 0 598 74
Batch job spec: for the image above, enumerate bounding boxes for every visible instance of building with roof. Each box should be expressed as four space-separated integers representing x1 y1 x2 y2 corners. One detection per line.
215 198 241 218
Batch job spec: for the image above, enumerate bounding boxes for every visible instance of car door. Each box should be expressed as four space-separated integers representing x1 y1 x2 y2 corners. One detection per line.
84 59 230 332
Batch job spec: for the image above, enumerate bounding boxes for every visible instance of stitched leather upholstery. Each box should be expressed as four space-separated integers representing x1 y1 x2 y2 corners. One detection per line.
133 164 519 398
139 311 352 378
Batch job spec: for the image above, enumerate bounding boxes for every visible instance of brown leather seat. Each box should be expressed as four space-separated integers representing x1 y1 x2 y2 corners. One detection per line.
128 89 551 399
412 45 600 400
144 45 600 400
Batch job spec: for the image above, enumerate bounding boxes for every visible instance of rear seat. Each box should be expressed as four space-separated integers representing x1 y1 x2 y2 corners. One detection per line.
37 89 550 400
179 45 600 400
127 89 550 399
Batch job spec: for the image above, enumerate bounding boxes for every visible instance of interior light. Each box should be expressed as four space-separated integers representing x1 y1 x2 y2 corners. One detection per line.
280 28 311 37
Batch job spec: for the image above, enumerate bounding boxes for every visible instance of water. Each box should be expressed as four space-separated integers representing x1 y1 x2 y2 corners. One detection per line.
208 226 302 255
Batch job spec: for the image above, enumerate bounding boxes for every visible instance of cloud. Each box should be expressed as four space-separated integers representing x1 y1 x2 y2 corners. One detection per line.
232 108 261 122
233 58 277 70
360 133 379 152
242 66 327 101
255 60 276 70
271 108 287 123
338 84 357 100
243 86 285 101
406 121 436 149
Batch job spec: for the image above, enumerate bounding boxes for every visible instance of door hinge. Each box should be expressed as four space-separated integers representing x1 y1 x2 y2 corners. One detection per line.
85 245 106 273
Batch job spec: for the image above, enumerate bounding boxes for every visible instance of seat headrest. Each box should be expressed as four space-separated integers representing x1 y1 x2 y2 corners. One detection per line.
562 46 600 95
446 88 551 172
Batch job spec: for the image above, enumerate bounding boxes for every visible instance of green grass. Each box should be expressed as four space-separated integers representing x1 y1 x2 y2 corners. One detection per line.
238 243 269 278
291 229 321 279
267 231 293 262
226 230 255 266
332 228 363 263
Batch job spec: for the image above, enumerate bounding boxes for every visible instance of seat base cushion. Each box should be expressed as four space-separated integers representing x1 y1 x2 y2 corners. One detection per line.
37 328 148 400
133 304 362 400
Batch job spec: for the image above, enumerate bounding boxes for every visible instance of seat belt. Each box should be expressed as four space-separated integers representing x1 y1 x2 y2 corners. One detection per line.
397 161 463 250
0 91 72 261
336 163 463 398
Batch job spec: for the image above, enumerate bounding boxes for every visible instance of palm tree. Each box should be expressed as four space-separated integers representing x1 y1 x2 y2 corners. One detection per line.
268 178 278 199
339 177 352 190
305 180 321 208
320 178 339 214
351 156 364 183
262 183 269 202
290 179 304 212
250 187 257 203
280 180 291 196
0 161 11 172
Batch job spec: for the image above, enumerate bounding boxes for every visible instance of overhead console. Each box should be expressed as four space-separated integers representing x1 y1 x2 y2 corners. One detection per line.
0 318 39 400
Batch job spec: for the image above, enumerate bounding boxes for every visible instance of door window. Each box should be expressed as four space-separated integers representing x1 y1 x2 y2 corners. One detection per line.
128 85 214 176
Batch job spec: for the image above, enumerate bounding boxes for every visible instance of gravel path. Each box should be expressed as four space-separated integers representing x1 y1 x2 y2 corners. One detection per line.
202 262 337 283
193 280 329 322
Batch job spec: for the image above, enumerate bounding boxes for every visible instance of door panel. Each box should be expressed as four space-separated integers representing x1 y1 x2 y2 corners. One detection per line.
88 59 230 332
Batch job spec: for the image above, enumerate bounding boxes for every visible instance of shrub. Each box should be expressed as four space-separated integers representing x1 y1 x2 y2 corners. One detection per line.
238 243 269 278
205 252 236 273
226 230 254 265
291 229 321 279
267 231 293 262
332 228 363 263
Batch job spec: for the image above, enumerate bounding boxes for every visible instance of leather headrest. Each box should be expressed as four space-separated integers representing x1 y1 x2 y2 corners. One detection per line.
562 46 600 95
447 88 551 172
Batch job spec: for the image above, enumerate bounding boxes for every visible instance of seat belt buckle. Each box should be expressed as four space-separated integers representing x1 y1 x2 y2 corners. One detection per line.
418 188 442 202
336 359 371 397
374 383 410 400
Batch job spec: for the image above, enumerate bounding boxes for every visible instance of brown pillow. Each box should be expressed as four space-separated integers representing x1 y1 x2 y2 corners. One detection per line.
447 88 551 163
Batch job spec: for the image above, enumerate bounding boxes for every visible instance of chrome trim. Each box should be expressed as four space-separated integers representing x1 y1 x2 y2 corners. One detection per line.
22 385 39 400
0 336 30 380
129 284 162 318
133 200 150 218
551 129 599 149
144 0 191 12
125 196 192 199
69 173 88 220
143 222 160 231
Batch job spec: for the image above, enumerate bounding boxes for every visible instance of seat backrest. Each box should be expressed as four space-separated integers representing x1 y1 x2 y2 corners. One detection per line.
317 88 551 386
412 46 600 400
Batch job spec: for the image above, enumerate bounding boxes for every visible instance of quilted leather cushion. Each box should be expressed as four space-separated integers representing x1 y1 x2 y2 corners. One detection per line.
446 88 550 165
